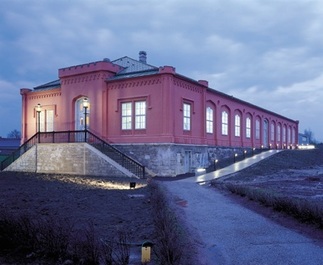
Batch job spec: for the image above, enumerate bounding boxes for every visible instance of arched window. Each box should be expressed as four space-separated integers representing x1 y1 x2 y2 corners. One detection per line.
292 128 296 144
222 111 228 135
271 123 275 141
246 117 251 138
234 114 241 137
287 127 291 144
277 124 281 142
255 119 260 140
206 107 213 134
283 126 286 143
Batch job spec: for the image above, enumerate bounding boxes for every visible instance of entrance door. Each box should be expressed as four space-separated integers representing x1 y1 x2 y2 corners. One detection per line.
75 97 90 130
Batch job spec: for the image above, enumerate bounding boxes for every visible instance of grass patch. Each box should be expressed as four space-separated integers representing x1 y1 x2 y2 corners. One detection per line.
218 183 323 228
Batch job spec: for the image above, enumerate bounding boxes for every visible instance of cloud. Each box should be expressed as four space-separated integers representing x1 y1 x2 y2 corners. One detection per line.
0 0 323 141
225 74 323 141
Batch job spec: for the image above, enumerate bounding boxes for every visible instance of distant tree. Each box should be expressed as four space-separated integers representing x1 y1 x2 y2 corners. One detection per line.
304 128 316 144
7 129 21 139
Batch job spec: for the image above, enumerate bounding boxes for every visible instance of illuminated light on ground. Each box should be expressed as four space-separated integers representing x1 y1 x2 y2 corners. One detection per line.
41 175 147 190
298 145 315 150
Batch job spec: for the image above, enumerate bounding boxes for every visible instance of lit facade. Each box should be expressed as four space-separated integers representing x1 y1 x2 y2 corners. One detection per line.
20 51 299 175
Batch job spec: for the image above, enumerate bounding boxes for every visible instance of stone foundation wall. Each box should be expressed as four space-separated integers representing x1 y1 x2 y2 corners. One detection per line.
114 144 251 177
5 143 129 178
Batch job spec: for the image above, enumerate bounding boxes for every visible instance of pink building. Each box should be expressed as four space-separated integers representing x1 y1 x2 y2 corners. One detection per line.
20 51 298 176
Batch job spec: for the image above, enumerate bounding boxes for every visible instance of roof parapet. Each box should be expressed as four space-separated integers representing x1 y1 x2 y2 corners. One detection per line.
20 88 32 95
59 60 123 78
158 66 176 74
198 80 209 87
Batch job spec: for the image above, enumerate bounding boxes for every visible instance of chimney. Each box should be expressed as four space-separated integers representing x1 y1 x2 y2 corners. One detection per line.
139 51 147 63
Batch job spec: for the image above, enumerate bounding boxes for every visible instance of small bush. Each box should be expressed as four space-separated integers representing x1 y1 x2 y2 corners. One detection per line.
150 182 185 265
37 217 73 260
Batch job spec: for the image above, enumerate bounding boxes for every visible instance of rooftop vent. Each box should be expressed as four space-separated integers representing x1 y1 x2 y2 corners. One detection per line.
139 51 147 63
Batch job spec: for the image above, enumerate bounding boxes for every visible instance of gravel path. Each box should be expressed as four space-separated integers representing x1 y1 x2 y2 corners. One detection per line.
162 181 323 265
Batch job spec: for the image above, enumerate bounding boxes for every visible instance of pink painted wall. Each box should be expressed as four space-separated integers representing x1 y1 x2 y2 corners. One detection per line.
20 59 299 149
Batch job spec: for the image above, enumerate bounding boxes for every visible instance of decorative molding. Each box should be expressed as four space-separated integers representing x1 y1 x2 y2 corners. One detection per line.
29 92 61 100
61 73 110 85
108 77 161 90
173 79 203 93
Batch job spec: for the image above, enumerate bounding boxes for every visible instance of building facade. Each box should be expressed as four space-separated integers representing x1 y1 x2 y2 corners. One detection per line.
20 51 299 176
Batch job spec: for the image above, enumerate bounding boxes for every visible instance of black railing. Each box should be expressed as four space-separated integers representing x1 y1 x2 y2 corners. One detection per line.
0 133 38 171
0 130 146 178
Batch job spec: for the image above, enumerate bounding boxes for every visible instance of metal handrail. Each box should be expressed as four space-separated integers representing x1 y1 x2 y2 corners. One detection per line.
0 130 145 178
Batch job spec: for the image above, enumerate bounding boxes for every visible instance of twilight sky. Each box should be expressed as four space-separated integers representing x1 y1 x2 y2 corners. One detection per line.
0 0 322 142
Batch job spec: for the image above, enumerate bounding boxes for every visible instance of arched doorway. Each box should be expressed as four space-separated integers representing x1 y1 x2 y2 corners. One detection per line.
75 97 90 130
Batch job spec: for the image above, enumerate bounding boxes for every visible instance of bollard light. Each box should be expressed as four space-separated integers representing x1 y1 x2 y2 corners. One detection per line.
141 241 154 264
214 159 218 171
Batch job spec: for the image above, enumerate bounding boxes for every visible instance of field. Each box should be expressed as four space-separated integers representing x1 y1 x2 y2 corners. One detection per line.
0 173 154 264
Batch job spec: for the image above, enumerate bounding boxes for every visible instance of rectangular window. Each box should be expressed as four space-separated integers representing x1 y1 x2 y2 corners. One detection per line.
246 118 251 138
277 125 281 142
283 127 286 142
135 101 146 129
221 111 228 135
234 114 240 137
255 120 260 140
121 102 132 130
206 107 213 133
183 103 191 131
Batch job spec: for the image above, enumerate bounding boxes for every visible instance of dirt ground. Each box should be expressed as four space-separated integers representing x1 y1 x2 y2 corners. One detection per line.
0 173 155 263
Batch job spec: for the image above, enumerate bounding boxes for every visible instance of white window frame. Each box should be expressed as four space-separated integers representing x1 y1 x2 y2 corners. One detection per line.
283 126 286 142
135 101 146 129
221 111 228 135
271 123 275 141
287 127 291 143
234 114 240 137
183 103 191 131
255 119 260 140
246 117 251 138
206 107 213 134
121 102 132 130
